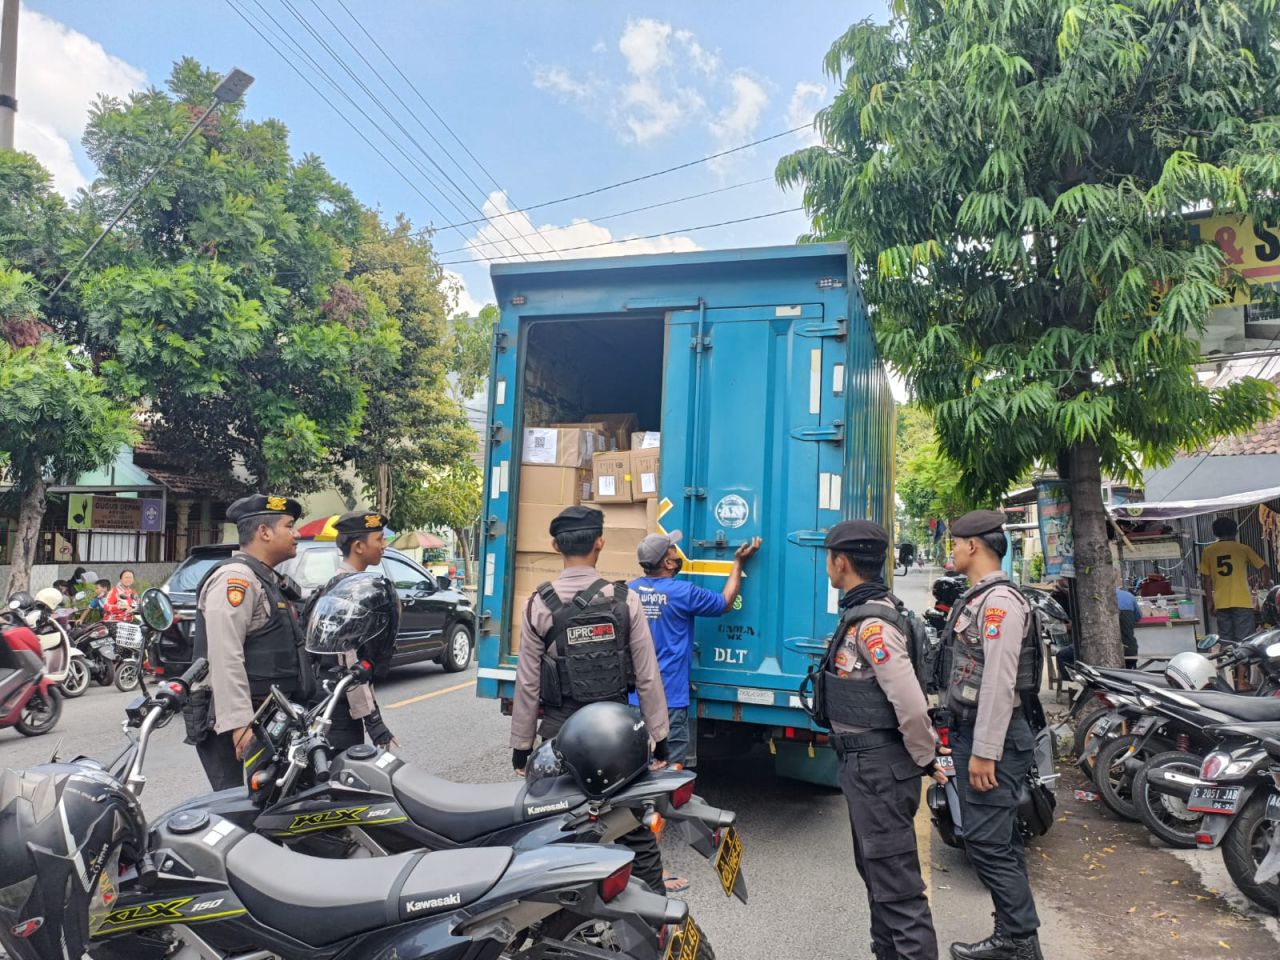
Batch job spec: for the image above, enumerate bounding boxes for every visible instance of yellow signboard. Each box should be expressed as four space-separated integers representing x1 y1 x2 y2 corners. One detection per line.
1188 214 1280 305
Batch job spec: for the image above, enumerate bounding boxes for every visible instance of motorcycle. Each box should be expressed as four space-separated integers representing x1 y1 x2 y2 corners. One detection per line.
0 597 65 737
0 658 697 960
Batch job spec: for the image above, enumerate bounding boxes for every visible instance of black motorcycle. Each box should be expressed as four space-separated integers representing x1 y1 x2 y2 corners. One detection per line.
0 659 696 960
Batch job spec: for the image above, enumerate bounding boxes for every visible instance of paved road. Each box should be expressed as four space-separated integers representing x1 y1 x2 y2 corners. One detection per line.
0 568 1091 958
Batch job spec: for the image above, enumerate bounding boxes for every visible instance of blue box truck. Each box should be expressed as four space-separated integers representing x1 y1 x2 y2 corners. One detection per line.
475 243 894 784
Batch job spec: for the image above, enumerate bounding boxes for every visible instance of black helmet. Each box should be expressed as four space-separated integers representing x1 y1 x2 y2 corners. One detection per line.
0 764 146 960
6 591 34 611
555 702 650 800
305 572 400 667
932 574 968 607
1263 586 1280 627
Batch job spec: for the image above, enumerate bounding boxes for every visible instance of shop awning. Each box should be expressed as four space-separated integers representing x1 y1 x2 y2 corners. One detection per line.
1109 483 1280 520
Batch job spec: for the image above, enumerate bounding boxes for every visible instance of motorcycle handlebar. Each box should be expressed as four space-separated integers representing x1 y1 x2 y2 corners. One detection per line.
179 657 208 688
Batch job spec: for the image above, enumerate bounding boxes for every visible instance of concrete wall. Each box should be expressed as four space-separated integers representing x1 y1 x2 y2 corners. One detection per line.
0 562 181 597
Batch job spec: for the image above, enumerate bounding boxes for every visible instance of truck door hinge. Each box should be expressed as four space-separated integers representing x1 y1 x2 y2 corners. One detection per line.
683 486 707 499
790 422 845 443
489 423 508 444
494 330 510 354
485 516 506 540
690 334 712 352
478 611 493 632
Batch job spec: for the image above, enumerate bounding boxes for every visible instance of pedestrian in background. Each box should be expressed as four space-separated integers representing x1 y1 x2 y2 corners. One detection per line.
103 570 137 622
1200 516 1269 649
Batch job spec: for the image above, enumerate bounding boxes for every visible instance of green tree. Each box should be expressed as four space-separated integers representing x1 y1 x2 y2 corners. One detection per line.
447 303 498 406
79 59 399 493
403 461 484 583
0 272 135 593
779 1 1280 664
896 404 972 554
344 211 473 518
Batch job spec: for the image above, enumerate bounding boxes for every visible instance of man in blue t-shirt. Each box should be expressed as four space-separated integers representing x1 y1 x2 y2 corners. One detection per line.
629 530 762 767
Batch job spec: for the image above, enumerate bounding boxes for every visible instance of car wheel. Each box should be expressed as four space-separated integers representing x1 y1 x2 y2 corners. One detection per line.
443 624 473 673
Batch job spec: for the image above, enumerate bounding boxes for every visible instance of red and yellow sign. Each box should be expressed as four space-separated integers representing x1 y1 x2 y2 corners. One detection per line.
1188 214 1280 304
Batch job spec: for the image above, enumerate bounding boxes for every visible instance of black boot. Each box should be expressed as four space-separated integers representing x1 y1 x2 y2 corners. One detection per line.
870 943 898 960
1011 935 1043 960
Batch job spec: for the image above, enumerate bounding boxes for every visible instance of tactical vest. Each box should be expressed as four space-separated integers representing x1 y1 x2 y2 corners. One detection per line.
536 578 634 708
194 554 310 699
817 599 907 732
942 578 1041 719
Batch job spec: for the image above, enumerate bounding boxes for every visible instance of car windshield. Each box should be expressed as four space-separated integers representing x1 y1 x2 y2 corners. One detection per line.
166 554 225 594
277 543 344 590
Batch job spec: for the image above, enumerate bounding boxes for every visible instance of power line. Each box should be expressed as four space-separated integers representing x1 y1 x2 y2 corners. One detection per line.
430 125 809 232
436 177 773 256
273 0 537 261
224 0 473 248
328 0 561 259
436 207 803 266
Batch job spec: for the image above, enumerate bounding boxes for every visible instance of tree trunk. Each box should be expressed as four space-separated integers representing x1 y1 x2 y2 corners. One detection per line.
1068 439 1122 666
454 526 471 585
8 464 47 596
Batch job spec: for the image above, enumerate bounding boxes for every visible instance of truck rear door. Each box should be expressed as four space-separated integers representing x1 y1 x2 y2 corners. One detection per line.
661 303 846 713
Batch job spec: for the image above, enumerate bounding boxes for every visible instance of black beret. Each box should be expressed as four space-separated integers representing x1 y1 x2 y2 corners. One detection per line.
824 519 890 557
226 494 302 523
549 505 604 537
334 510 388 535
951 510 1006 538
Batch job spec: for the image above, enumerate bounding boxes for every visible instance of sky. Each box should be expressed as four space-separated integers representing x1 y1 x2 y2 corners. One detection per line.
19 1 885 317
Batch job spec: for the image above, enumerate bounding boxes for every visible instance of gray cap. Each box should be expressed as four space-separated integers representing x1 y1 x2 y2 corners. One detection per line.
637 531 682 567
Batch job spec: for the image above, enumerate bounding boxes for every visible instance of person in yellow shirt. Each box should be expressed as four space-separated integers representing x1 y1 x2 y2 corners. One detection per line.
1199 516 1270 647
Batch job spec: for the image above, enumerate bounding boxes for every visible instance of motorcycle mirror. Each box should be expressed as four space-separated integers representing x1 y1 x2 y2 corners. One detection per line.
139 588 175 631
1197 634 1219 652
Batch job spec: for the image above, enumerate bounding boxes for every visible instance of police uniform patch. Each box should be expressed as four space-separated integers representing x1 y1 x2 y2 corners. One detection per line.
866 637 890 665
834 649 853 670
858 622 884 644
227 576 249 608
984 607 1006 639
364 513 382 528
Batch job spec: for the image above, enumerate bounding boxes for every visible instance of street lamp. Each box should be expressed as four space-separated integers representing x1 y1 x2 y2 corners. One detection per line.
47 67 255 301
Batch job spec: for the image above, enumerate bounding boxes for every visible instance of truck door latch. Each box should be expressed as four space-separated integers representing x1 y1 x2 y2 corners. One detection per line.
485 516 506 540
693 531 730 551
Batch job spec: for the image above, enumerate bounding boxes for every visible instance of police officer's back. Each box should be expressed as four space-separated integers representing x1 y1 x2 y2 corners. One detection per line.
815 520 943 960
185 495 309 790
943 511 1043 960
509 505 671 894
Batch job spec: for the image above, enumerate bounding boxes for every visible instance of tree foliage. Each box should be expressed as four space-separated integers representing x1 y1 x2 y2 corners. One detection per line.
779 0 1280 663
448 303 498 405
79 59 401 493
896 404 970 546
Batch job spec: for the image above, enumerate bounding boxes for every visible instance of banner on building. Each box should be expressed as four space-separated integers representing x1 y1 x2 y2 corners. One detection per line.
140 499 164 532
91 497 143 531
68 494 94 530
1036 480 1075 577
1187 213 1280 305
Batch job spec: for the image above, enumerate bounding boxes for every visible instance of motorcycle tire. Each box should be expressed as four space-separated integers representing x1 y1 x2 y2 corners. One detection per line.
1221 792 1280 916
59 657 91 698
1132 751 1203 849
1073 705 1117 777
114 659 141 693
95 663 116 686
541 910 716 960
1095 733 1156 822
15 688 62 736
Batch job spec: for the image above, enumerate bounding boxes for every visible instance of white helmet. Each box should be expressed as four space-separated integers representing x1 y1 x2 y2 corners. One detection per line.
1166 651 1216 691
34 587 64 611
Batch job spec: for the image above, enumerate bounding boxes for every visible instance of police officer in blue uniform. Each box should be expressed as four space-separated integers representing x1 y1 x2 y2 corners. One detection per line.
943 510 1042 960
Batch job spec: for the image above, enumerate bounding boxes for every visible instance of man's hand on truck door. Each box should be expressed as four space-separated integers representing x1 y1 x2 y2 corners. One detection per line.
735 538 762 562
722 538 763 610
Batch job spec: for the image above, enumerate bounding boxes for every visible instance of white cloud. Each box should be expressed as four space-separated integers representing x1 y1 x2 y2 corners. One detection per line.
618 18 673 77
675 29 720 76
14 6 146 196
786 81 827 146
591 40 607 55
532 64 593 102
464 191 702 264
710 73 768 146
622 78 702 144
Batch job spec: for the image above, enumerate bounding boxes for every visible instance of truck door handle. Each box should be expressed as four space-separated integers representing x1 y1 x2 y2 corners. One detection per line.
787 531 828 546
790 423 844 442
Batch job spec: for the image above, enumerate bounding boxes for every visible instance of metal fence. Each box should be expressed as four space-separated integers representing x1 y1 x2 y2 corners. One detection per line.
24 526 226 565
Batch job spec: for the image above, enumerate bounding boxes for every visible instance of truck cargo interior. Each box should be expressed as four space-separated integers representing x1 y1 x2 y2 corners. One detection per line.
520 316 664 429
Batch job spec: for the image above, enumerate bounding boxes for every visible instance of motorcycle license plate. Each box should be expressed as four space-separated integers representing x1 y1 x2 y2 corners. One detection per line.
713 825 745 899
663 916 705 960
1130 716 1159 736
1188 785 1243 814
1266 793 1280 821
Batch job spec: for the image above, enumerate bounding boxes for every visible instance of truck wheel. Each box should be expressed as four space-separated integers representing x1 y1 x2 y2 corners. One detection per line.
1221 793 1280 916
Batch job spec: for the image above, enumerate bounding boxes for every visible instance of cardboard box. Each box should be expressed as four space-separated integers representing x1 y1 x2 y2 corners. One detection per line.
597 551 641 581
646 498 659 532
551 422 612 453
599 501 648 554
629 447 660 501
522 427 605 468
591 451 634 504
584 413 639 450
631 431 661 451
518 465 591 505
515 504 565 550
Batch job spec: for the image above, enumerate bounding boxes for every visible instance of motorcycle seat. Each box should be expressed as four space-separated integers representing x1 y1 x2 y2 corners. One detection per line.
1172 690 1280 723
1094 667 1170 686
226 832 511 946
1206 721 1280 741
392 766 529 842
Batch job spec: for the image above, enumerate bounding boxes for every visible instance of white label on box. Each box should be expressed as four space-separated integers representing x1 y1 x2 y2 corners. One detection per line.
499 459 510 493
641 472 657 494
809 348 822 414
598 475 617 497
495 379 507 406
490 466 501 500
523 428 558 465
775 305 802 317
638 432 660 449
833 364 845 395
484 554 495 596
736 687 775 706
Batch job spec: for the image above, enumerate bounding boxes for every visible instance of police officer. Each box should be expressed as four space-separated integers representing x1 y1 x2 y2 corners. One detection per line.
820 520 946 960
185 494 311 790
943 510 1042 960
305 510 398 752
509 504 671 893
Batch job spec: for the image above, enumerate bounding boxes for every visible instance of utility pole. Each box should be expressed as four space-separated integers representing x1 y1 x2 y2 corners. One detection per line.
0 0 17 150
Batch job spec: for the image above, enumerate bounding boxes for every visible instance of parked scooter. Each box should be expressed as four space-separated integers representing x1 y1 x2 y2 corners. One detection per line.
0 658 696 960
0 595 64 737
